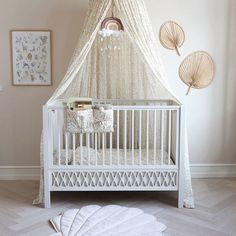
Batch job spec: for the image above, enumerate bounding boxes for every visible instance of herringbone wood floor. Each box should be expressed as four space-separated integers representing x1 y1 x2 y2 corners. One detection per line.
0 178 236 236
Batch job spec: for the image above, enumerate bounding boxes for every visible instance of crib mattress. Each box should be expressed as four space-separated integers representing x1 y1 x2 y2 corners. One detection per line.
53 147 174 166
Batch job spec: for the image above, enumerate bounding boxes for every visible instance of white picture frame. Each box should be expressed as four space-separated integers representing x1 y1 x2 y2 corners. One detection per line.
11 30 52 86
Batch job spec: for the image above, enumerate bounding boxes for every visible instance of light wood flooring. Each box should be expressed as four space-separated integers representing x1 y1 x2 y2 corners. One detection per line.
0 178 236 236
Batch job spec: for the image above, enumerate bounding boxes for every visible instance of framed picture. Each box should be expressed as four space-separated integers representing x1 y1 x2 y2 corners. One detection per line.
10 30 52 86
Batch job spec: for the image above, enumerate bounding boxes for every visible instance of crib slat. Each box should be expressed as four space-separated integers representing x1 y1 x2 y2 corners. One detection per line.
146 110 149 165
139 110 142 165
105 133 107 150
91 133 94 149
98 132 101 151
65 133 68 165
117 110 120 165
95 133 98 166
131 110 134 165
124 110 127 165
102 133 105 165
161 110 164 165
87 134 90 166
168 110 172 165
57 111 61 166
110 132 112 165
80 133 83 165
154 110 157 165
72 133 76 166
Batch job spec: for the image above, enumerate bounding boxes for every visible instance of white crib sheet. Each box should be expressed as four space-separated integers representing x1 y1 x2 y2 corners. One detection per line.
53 147 174 166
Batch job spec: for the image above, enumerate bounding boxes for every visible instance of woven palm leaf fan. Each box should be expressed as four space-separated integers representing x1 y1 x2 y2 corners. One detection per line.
159 21 185 56
179 51 215 95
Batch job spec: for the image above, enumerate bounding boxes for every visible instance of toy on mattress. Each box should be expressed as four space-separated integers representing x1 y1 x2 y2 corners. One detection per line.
65 97 113 133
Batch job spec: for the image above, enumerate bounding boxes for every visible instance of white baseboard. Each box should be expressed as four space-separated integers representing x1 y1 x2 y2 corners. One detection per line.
0 166 40 180
0 164 236 180
190 164 236 178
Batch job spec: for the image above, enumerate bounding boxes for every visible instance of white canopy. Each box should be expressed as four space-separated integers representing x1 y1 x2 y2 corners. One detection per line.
34 0 194 208
48 0 179 104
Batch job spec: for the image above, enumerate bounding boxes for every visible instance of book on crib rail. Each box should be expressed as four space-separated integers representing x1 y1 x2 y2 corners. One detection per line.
74 104 92 111
67 97 92 111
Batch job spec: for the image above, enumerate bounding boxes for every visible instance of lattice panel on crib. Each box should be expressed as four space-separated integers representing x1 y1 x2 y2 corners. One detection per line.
51 171 177 189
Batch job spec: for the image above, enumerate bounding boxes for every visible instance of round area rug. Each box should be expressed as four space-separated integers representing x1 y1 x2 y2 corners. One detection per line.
50 205 166 236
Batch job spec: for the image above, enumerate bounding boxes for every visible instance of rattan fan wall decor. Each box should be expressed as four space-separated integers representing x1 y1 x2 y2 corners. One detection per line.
179 51 215 95
159 21 185 56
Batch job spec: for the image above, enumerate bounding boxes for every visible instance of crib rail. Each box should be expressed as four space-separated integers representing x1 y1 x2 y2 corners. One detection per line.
44 100 180 169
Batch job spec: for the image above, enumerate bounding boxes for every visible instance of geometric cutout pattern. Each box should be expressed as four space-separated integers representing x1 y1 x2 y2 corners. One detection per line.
51 171 177 189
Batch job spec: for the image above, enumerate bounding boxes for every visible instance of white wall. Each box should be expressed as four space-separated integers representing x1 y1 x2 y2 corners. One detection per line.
0 0 235 169
147 0 236 164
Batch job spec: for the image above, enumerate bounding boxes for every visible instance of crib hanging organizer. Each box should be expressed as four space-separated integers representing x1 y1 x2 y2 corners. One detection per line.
34 0 194 208
65 103 114 133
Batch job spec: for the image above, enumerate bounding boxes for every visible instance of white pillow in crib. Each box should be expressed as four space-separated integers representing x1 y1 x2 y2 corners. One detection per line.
75 146 97 165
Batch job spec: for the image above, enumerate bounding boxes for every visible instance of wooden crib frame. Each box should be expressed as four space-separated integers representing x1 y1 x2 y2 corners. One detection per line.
43 99 185 208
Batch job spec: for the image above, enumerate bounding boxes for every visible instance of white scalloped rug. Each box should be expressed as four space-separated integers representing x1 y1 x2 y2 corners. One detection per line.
50 205 167 236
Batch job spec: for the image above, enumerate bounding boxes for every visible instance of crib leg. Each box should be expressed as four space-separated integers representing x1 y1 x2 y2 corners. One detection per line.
44 189 51 208
178 155 184 208
178 105 185 209
177 167 184 208
44 169 51 208
178 189 184 208
177 166 184 208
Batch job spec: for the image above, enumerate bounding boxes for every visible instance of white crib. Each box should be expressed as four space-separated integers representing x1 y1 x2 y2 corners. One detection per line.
43 99 185 208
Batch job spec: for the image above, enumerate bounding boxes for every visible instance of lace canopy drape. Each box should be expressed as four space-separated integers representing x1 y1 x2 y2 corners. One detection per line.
34 0 194 208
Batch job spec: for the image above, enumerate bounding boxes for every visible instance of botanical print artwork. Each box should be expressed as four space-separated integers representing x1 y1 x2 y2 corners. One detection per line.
11 31 51 85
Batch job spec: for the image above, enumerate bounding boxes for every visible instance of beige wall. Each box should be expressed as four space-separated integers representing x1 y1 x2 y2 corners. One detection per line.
0 0 235 166
0 0 88 166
